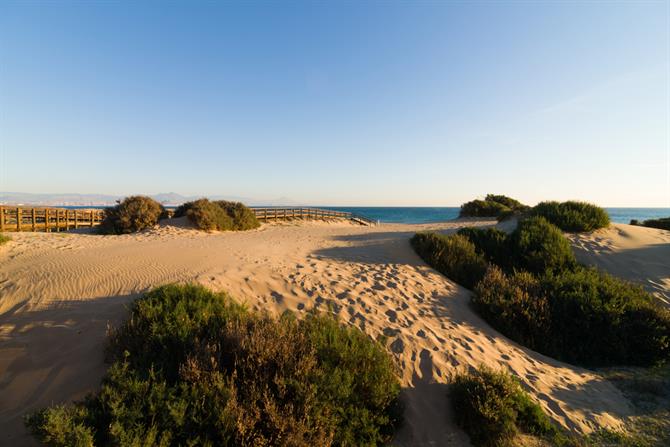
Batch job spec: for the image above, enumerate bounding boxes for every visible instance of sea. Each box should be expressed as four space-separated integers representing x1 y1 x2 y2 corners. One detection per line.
60 205 670 225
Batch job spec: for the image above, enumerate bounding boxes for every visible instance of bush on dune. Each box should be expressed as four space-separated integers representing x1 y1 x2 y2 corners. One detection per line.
451 365 556 447
459 195 528 219
27 284 402 447
410 232 488 289
631 217 670 231
531 201 610 232
185 198 234 231
508 216 576 275
214 200 260 230
0 233 10 245
176 199 259 231
457 227 509 268
99 196 165 235
474 266 670 366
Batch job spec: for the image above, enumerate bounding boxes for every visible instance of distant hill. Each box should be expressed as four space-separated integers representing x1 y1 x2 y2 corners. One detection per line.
0 192 300 207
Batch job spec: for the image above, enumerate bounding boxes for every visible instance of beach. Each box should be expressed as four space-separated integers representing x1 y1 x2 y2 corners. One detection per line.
1 218 669 446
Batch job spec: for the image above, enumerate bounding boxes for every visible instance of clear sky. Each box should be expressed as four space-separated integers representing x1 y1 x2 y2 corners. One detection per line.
1 1 668 206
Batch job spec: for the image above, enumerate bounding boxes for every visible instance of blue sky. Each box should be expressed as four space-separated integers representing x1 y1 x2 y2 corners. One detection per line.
1 1 668 206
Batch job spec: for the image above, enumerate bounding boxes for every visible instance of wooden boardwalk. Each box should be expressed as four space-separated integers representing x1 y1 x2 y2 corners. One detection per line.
0 206 377 233
0 207 104 232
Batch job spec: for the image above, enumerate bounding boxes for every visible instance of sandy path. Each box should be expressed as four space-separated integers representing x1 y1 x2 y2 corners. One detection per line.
0 219 634 446
568 223 670 307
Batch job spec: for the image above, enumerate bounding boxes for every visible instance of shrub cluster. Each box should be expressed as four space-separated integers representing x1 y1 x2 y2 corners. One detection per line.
178 199 259 231
459 194 528 219
99 196 165 234
451 366 556 447
410 232 488 289
630 217 670 231
531 201 610 232
412 217 670 366
26 284 402 446
0 233 10 245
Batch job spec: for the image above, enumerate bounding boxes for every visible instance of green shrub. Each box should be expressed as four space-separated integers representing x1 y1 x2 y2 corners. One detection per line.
0 233 10 245
531 201 610 232
27 284 402 446
460 195 528 218
639 217 670 231
474 266 670 366
25 405 94 447
629 219 640 226
451 365 556 447
457 227 509 268
508 217 576 275
214 200 260 231
410 232 488 289
473 266 551 352
99 196 165 234
485 194 528 212
541 268 670 366
460 199 510 218
172 201 199 218
185 199 234 231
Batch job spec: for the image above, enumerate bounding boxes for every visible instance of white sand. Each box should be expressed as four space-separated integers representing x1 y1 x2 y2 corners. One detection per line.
0 218 652 446
568 223 670 307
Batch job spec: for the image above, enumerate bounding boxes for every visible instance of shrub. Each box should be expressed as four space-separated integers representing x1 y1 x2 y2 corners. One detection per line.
172 200 199 218
639 217 670 231
473 266 551 351
27 284 402 446
185 199 233 231
457 227 509 268
0 233 10 245
460 195 528 219
460 199 510 218
508 217 576 275
629 219 640 226
214 200 260 231
99 196 165 234
474 266 670 366
410 232 488 289
485 194 528 212
531 201 610 232
451 365 556 447
541 268 670 366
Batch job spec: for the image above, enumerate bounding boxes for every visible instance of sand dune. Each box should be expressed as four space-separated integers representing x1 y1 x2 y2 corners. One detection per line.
568 223 670 307
0 218 643 445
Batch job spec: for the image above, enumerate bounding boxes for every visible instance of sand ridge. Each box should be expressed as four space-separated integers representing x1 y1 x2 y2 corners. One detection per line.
0 218 653 446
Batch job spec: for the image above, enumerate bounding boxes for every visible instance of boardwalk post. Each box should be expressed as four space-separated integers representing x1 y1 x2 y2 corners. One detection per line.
65 210 70 231
90 210 94 227
56 209 61 232
32 209 36 231
45 208 50 232
0 206 4 232
16 208 21 231
74 210 78 229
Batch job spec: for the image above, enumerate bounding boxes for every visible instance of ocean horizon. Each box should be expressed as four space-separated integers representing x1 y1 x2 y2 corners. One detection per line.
54 205 670 225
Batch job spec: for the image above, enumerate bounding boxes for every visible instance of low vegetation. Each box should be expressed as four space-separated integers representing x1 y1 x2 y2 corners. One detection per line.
26 284 402 446
451 366 558 446
459 194 528 219
99 196 165 234
177 199 259 231
412 218 670 367
531 201 610 232
0 233 10 245
630 217 670 231
410 232 487 289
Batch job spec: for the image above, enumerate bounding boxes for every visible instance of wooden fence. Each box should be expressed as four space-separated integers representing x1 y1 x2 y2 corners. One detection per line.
0 206 378 233
250 207 377 226
0 207 104 232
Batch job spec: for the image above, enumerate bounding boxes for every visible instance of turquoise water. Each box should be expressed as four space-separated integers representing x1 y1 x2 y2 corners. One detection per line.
62 205 670 225
323 207 670 225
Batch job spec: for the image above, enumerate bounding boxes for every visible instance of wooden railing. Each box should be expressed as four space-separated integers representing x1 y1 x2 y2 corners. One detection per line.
0 206 378 233
250 207 377 226
0 207 104 232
